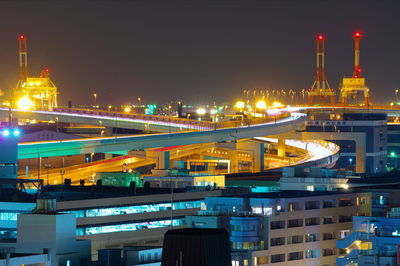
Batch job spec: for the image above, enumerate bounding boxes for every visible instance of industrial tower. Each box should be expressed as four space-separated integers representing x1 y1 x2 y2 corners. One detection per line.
13 35 58 111
340 32 370 105
308 34 335 105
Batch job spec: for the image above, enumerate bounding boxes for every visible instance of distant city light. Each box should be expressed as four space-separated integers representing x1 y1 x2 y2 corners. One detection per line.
13 129 20 136
196 108 206 115
124 106 131 113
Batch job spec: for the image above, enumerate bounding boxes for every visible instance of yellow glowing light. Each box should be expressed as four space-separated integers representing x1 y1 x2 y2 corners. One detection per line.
256 100 267 110
236 101 245 109
196 108 206 115
342 184 349 190
272 101 283 108
210 109 217 115
35 82 42 86
17 96 33 110
124 107 131 113
28 82 34 86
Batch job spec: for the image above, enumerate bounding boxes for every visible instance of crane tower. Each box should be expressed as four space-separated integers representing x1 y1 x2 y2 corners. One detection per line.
308 34 335 105
13 35 58 111
340 32 370 105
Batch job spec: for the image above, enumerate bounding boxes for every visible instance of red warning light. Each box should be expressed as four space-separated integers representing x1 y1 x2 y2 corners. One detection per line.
19 35 25 39
45 68 49 72
354 32 362 38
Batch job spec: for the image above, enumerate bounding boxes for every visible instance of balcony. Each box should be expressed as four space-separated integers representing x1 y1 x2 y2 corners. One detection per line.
323 201 335 208
305 217 320 226
287 219 303 228
339 200 353 207
336 231 371 249
338 216 352 223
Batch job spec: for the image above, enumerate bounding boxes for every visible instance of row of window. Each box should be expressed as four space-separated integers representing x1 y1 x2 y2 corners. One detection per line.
252 198 364 214
271 232 337 246
77 218 185 235
232 241 260 251
65 200 202 218
0 210 31 221
269 249 337 263
270 215 352 229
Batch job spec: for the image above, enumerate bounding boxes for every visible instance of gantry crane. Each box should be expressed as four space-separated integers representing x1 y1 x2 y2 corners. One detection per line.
308 34 335 105
340 32 370 105
13 35 58 111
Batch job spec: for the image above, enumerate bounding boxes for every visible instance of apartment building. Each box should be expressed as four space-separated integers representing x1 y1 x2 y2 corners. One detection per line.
186 190 377 266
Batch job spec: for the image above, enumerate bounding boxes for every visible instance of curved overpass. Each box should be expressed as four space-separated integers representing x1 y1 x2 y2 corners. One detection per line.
0 108 211 132
18 113 306 159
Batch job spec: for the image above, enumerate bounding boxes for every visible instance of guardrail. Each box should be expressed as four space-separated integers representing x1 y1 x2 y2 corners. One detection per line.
52 108 290 131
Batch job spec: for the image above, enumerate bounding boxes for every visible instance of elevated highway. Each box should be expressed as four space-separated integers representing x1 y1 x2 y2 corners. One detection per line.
18 114 305 159
1 108 211 132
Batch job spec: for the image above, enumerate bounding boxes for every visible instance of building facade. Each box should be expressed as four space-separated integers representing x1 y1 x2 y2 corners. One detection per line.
187 191 374 266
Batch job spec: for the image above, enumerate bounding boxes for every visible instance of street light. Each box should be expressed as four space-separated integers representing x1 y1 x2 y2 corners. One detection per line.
235 101 245 110
256 100 267 110
124 106 131 113
93 93 97 107
17 96 33 111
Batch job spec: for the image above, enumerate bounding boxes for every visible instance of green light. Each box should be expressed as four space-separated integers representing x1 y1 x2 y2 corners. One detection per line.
391 152 396 157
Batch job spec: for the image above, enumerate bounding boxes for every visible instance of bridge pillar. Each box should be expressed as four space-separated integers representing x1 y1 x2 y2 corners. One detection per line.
238 141 265 172
146 150 170 170
277 139 286 158
227 149 239 173
104 153 113 159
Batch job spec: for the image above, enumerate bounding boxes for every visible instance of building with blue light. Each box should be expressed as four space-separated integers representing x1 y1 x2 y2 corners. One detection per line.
186 190 375 266
306 112 387 173
41 185 248 260
336 212 400 266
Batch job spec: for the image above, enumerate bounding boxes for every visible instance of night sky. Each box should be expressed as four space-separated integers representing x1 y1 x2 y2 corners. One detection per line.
0 0 399 105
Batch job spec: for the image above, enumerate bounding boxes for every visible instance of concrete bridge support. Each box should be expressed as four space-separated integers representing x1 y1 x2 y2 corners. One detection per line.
277 139 286 158
271 132 366 174
145 150 170 170
238 141 265 172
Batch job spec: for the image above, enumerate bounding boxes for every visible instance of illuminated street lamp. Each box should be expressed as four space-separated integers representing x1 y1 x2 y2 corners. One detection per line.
196 108 206 121
236 101 245 110
124 106 131 113
93 93 97 107
108 105 112 112
396 89 399 102
272 101 283 108
196 108 206 115
17 96 33 111
256 100 267 110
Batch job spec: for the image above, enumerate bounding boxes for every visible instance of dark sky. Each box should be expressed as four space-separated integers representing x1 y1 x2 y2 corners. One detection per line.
0 0 399 105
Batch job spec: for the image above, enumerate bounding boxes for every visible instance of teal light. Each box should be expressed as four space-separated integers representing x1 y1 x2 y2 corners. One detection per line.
390 152 396 157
